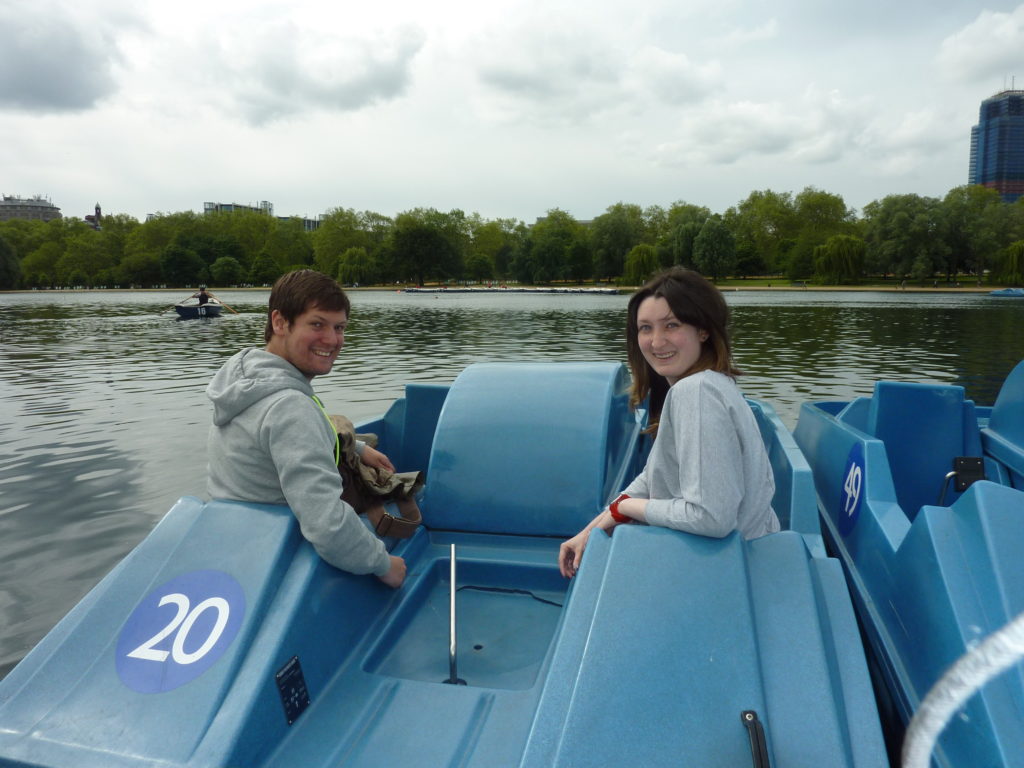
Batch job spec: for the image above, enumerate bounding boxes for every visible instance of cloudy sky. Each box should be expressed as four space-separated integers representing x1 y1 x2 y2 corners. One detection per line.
2 0 1023 225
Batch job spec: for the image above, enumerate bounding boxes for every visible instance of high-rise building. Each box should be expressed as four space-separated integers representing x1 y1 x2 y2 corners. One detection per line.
969 89 1024 203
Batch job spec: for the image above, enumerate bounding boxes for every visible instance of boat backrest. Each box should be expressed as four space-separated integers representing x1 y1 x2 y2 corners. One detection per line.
837 397 871 432
748 399 820 537
420 362 636 537
866 382 982 517
982 360 1024 488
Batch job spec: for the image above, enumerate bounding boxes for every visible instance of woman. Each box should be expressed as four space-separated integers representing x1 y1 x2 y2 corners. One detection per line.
558 268 779 579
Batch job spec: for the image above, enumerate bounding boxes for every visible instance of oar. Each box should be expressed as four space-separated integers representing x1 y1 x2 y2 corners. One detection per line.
208 292 240 314
160 301 181 313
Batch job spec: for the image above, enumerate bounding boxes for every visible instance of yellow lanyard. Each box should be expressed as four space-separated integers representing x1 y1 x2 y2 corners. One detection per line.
310 395 341 465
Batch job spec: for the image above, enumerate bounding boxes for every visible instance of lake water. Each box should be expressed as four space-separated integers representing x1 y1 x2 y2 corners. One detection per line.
1 287 1022 679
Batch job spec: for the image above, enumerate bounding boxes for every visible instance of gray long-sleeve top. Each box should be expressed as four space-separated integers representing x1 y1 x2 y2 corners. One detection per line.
622 369 780 539
206 348 390 576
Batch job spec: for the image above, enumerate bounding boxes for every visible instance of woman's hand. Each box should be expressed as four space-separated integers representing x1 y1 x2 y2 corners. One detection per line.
559 529 591 579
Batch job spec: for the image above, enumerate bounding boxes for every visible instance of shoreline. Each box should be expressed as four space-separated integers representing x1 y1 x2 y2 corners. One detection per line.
0 284 1003 295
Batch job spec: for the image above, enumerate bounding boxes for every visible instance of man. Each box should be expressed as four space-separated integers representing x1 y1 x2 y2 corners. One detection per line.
206 270 406 588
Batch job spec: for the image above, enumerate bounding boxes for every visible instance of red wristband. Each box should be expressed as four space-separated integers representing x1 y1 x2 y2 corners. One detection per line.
609 493 631 523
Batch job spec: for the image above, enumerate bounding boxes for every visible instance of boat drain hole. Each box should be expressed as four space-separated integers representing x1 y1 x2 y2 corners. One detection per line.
473 644 483 651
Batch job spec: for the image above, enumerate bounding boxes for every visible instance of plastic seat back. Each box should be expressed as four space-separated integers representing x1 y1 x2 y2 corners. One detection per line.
421 362 633 536
867 382 980 517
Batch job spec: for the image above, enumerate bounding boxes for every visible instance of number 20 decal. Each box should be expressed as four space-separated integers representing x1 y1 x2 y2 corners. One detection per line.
116 570 245 693
838 443 866 537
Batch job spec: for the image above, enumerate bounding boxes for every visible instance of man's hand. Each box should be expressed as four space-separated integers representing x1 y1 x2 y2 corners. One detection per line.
361 445 396 473
377 555 406 588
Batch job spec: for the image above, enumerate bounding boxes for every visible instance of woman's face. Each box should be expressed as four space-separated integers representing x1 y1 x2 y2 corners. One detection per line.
635 296 706 385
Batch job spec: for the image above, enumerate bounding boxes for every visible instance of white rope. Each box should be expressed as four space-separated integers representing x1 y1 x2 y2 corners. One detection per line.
902 610 1024 768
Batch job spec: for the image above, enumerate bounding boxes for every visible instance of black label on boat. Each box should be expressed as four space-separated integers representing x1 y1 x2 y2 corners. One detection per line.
275 655 310 725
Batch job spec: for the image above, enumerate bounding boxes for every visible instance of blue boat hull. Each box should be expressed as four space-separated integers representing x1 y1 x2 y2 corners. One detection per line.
793 360 1024 767
0 362 885 767
175 303 223 319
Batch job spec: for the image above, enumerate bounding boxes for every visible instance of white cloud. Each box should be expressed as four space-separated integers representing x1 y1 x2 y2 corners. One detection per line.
937 4 1024 82
0 1 142 112
624 47 721 106
470 13 721 126
164 21 428 125
714 19 780 46
652 87 865 166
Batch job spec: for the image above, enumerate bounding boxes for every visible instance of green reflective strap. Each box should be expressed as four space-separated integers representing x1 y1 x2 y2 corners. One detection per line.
310 395 341 465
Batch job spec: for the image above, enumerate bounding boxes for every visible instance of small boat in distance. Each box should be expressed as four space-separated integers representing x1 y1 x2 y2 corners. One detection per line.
174 300 223 319
989 287 1024 297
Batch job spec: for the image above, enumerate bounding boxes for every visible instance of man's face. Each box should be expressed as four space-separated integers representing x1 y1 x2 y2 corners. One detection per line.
268 305 347 379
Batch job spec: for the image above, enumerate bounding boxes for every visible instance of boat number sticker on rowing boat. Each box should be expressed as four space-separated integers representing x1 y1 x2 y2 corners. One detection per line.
838 443 865 536
116 570 246 693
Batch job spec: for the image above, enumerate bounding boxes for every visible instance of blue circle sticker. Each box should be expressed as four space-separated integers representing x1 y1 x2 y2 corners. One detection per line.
116 569 246 693
838 442 865 537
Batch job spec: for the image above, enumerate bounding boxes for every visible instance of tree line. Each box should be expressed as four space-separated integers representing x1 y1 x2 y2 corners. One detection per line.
1 184 1023 291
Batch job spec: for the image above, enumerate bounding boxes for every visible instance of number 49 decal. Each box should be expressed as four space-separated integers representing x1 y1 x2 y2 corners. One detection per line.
838 443 866 537
116 570 246 693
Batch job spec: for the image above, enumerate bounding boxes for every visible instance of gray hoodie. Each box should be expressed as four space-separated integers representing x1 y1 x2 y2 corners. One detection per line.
206 347 390 576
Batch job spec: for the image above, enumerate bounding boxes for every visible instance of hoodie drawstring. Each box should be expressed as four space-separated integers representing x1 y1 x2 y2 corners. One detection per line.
310 395 341 466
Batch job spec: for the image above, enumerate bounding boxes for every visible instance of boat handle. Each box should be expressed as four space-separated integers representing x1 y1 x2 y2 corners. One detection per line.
742 710 771 768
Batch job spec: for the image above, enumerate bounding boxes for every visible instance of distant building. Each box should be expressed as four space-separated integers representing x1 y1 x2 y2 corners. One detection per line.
969 89 1024 203
202 200 322 231
0 194 63 222
204 200 275 216
84 203 102 230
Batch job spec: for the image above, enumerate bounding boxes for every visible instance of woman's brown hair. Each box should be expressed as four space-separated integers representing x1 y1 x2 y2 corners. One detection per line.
625 268 740 432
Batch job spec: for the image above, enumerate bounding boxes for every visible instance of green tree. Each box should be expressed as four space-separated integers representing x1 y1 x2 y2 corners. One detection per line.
693 216 736 280
464 252 494 282
210 256 245 286
264 217 314 271
388 210 462 284
249 250 282 285
123 212 198 279
623 243 660 285
119 251 163 287
660 202 710 268
564 239 593 282
471 218 522 280
527 209 584 283
336 246 377 285
591 202 646 280
786 187 855 281
21 241 64 287
56 232 115 286
940 185 1005 281
814 234 865 284
0 235 20 289
212 210 275 266
313 208 369 277
0 218 49 262
862 193 946 279
724 190 797 275
995 240 1024 285
160 243 207 286
96 213 140 275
